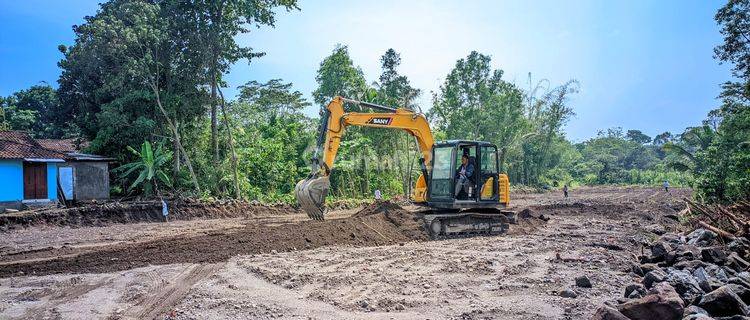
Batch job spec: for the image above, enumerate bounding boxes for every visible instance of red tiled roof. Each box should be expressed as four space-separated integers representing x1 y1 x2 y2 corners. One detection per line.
0 131 66 160
37 138 89 153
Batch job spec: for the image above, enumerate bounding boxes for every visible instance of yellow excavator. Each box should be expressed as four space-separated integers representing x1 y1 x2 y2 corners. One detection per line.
295 96 513 238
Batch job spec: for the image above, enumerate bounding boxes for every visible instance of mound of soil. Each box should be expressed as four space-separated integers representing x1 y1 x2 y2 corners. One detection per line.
508 207 548 235
353 201 428 241
0 200 299 231
352 201 404 216
0 202 427 277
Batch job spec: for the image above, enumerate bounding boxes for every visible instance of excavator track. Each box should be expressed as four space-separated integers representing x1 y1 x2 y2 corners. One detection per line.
422 210 516 239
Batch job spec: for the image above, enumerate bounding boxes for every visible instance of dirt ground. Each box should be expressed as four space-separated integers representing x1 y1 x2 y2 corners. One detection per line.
0 186 690 319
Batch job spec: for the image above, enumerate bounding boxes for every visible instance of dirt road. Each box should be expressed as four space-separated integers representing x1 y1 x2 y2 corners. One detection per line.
0 186 689 319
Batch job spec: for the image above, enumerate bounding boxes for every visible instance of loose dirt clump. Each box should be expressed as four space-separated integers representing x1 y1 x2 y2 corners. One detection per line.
0 202 427 277
0 200 300 231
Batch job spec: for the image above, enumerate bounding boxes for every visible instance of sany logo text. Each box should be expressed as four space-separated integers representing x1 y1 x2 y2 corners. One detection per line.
367 117 392 125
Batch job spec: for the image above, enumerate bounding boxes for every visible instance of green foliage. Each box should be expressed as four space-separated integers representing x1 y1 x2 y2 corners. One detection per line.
229 79 315 200
688 0 750 203
116 141 172 196
626 129 652 144
312 44 368 105
8 0 745 205
0 84 73 138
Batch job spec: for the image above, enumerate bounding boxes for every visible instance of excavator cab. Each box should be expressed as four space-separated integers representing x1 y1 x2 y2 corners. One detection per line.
427 141 509 209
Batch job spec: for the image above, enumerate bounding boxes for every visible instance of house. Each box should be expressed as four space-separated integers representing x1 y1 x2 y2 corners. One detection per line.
38 138 112 202
0 131 111 210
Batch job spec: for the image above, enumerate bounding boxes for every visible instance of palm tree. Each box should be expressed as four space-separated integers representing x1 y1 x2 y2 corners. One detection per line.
116 141 172 196
663 125 716 171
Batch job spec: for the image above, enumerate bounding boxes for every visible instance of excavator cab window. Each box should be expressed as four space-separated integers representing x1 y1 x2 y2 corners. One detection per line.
429 146 454 200
479 145 499 201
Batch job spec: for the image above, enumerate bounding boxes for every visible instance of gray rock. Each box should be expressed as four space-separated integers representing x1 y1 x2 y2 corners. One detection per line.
645 268 669 288
728 253 750 271
625 283 648 299
727 284 750 305
737 272 750 285
632 264 645 276
682 315 714 320
728 238 750 256
698 285 748 317
730 277 750 290
683 305 709 316
695 267 727 293
687 229 717 246
560 288 578 298
591 306 629 320
652 242 673 262
618 282 685 320
716 316 750 320
666 268 705 304
675 260 707 272
662 233 684 245
675 244 702 262
576 275 592 288
702 247 729 265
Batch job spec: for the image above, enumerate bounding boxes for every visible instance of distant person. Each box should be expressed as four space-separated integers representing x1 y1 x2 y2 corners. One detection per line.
374 189 382 201
454 154 475 198
563 184 569 198
663 180 670 193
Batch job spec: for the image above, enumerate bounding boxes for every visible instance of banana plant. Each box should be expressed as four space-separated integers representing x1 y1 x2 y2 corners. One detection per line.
116 141 172 196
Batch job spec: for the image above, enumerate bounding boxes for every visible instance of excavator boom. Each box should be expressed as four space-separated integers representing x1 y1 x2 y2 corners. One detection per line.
295 96 434 220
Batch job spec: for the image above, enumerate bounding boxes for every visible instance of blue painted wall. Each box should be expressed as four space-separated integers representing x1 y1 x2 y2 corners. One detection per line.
47 162 57 200
0 160 23 201
0 160 59 201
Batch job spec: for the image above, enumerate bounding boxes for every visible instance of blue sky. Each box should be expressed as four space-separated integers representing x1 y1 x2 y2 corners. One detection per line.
0 0 732 141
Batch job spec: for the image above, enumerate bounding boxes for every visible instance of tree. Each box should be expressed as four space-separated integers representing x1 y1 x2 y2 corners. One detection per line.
0 84 73 138
58 0 201 192
626 129 652 144
230 78 314 200
237 79 310 121
516 78 578 185
689 0 750 202
373 49 422 197
653 132 673 146
0 95 38 132
116 140 172 196
312 45 368 107
431 51 528 171
173 0 300 166
715 0 750 83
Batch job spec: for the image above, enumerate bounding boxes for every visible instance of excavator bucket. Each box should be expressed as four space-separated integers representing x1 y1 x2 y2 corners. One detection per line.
294 174 330 220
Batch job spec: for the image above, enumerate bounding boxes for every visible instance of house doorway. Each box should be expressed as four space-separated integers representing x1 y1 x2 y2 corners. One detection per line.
23 162 47 200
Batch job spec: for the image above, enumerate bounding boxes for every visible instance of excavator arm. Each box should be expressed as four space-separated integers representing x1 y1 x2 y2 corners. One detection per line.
295 96 434 220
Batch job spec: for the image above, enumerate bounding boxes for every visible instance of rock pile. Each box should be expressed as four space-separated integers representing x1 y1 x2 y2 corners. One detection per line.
592 227 750 320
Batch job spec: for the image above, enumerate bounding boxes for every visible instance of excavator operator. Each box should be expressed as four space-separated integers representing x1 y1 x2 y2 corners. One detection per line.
454 154 475 199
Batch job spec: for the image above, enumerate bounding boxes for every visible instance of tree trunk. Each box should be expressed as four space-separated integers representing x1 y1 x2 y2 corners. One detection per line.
210 74 219 166
173 119 181 179
218 88 241 199
149 81 201 193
